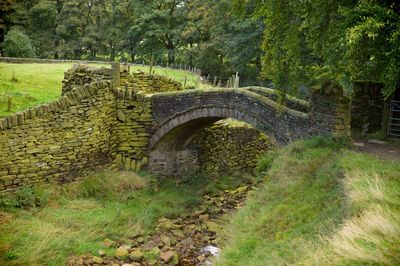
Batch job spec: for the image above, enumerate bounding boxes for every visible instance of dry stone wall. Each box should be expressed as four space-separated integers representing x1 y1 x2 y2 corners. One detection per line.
120 68 183 94
192 122 272 174
0 80 116 192
112 89 152 172
351 82 384 133
62 64 113 95
309 82 351 138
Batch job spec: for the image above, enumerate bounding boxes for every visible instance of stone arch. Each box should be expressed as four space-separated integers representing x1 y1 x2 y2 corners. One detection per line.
149 106 280 152
147 89 311 176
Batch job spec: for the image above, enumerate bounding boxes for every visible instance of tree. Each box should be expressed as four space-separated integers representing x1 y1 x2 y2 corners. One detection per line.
2 28 35 57
235 0 400 97
0 0 17 52
131 0 188 64
29 1 58 58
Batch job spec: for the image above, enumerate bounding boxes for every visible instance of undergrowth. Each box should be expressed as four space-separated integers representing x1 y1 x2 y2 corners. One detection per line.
216 136 400 266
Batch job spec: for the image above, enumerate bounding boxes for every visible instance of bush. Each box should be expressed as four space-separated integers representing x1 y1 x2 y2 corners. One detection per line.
2 29 36 58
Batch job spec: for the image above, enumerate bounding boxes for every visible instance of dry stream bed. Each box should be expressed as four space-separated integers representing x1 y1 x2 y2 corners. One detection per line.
68 182 255 266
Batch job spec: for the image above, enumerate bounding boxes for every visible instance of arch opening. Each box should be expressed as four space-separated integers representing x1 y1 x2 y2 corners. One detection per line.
148 115 276 177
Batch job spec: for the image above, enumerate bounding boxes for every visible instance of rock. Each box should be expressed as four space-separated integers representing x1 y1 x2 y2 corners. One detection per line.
158 218 181 230
170 236 177 246
197 254 206 262
160 251 175 263
160 235 171 246
115 246 129 258
172 229 185 239
181 237 194 247
205 221 222 233
236 186 248 193
98 250 106 257
121 244 132 251
368 139 386 145
192 209 204 217
170 253 179 265
136 236 145 243
199 214 209 221
207 206 222 215
352 142 365 147
92 256 103 264
129 248 144 262
103 238 115 247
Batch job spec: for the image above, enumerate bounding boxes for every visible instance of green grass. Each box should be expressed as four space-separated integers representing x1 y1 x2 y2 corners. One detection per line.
216 137 400 266
0 63 74 117
130 65 210 90
0 62 208 118
0 171 196 265
0 170 251 265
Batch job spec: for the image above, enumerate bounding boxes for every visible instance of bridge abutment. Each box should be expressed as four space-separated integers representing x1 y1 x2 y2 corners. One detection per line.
309 81 352 139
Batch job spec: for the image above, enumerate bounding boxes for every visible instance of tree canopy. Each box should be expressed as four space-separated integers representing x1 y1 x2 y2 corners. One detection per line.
234 0 400 97
1 0 399 95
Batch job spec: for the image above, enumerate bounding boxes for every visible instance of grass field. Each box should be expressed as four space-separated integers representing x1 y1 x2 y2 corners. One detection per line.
0 62 207 117
216 137 400 266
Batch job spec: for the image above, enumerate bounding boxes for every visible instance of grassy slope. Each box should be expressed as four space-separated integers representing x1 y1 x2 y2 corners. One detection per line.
0 171 251 265
216 137 400 266
0 62 206 117
0 172 195 265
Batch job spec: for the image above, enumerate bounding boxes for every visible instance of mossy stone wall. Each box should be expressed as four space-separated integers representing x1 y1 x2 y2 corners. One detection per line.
120 67 183 94
351 82 384 133
192 122 272 174
62 64 113 95
112 89 152 172
309 82 352 138
0 81 116 191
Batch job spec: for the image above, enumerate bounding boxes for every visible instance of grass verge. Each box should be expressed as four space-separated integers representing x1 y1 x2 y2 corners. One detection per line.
216 137 400 266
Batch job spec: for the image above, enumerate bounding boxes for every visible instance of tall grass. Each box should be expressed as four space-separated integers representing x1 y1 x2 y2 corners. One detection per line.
216 137 400 266
0 171 204 265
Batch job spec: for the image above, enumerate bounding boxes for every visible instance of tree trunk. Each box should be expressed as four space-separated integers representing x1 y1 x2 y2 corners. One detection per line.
168 48 175 65
110 48 116 61
131 53 135 63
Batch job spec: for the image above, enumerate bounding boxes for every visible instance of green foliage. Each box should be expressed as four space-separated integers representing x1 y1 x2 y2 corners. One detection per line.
2 28 35 57
0 187 49 209
236 0 400 96
255 150 276 175
1 0 267 85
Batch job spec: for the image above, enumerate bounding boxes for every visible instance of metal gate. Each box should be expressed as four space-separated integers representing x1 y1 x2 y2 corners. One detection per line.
388 100 400 140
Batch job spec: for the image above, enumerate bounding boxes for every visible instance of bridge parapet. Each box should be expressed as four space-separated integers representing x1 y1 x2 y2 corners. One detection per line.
242 86 310 113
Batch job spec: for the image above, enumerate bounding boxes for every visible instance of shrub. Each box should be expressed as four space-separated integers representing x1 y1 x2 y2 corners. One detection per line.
2 29 36 58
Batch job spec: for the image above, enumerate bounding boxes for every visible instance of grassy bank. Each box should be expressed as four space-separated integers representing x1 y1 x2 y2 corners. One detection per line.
0 171 252 265
0 172 193 265
0 62 206 117
216 137 400 265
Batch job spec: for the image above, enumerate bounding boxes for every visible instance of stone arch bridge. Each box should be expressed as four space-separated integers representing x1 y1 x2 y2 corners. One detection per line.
141 87 349 175
0 63 351 191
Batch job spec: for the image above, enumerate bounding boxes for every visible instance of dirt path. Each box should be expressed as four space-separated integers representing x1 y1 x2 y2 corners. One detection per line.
352 139 400 162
